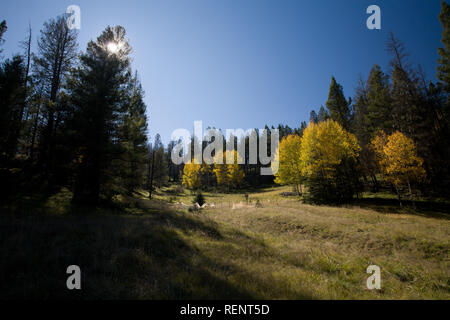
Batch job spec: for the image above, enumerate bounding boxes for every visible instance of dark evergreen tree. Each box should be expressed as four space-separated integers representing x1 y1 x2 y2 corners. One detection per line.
435 0 450 190
326 76 351 130
0 20 6 54
277 124 294 139
365 65 393 137
0 56 26 160
68 26 133 205
352 76 380 192
387 33 450 193
317 105 329 122
299 121 307 134
438 0 450 104
150 134 168 189
33 14 78 180
167 140 183 182
353 77 369 144
115 73 149 195
309 110 318 123
0 56 26 198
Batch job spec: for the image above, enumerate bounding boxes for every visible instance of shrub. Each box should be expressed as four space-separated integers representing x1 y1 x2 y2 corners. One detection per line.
193 192 205 207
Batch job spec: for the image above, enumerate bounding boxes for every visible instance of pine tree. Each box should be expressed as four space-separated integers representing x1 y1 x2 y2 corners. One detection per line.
317 105 329 122
386 33 423 137
353 76 379 191
167 140 183 182
68 26 133 205
366 65 393 138
0 56 26 164
299 121 307 136
115 73 149 195
277 124 294 139
25 80 45 162
151 134 169 188
390 65 419 135
18 24 32 131
353 77 369 143
438 0 450 100
422 81 450 190
326 77 351 130
33 14 78 179
0 56 27 198
387 33 442 190
309 110 318 123
431 0 450 191
0 20 7 54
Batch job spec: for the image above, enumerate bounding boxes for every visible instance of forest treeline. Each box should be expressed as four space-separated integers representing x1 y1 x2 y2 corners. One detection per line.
0 15 150 205
181 1 450 204
271 15 450 203
1 1 450 207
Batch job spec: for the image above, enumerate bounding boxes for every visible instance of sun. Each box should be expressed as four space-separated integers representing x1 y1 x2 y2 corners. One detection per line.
107 42 121 54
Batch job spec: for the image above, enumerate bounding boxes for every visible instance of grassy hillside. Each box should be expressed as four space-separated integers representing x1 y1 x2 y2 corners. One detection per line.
0 186 449 299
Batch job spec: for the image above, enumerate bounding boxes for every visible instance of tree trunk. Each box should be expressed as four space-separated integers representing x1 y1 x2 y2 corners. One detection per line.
148 150 155 199
371 174 379 193
29 103 41 161
20 25 32 125
395 186 402 207
407 179 416 210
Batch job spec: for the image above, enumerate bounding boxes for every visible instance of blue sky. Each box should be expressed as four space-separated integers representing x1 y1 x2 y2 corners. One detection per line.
1 0 444 143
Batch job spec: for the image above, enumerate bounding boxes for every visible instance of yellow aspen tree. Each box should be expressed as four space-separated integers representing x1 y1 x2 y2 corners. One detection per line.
371 131 426 206
299 120 360 202
227 150 245 189
300 121 359 178
370 131 389 172
213 150 245 190
273 134 303 194
213 152 229 188
182 162 202 190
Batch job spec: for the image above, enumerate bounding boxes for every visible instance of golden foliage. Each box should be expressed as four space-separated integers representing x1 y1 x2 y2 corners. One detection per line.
371 131 426 187
182 162 202 190
273 134 303 187
299 120 360 179
214 150 245 189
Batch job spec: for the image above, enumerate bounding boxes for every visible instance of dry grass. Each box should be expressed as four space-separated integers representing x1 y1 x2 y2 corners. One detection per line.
200 199 449 299
0 186 448 299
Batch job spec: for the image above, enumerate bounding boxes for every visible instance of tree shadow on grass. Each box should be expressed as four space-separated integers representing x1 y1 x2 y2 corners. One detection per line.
353 197 450 220
0 200 315 300
0 203 241 299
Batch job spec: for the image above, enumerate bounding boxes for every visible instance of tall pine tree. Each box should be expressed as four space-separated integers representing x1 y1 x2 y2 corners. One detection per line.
33 14 78 179
438 0 450 102
326 76 351 130
115 72 149 195
366 65 393 138
68 26 133 205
